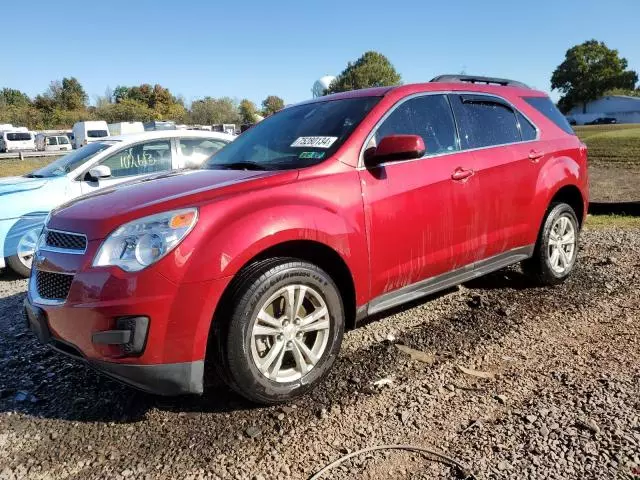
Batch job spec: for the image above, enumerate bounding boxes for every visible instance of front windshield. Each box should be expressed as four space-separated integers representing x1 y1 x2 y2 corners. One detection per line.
28 142 114 178
203 96 381 170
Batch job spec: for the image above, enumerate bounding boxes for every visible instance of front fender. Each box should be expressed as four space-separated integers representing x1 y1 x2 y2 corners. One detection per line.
156 201 369 306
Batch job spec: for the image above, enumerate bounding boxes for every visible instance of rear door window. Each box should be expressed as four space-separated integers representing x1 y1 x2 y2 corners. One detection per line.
449 94 521 149
372 94 459 156
517 112 537 141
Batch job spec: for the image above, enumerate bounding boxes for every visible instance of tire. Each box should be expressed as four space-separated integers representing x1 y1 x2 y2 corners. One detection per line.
213 258 344 404
6 255 32 278
5 226 41 278
522 202 580 286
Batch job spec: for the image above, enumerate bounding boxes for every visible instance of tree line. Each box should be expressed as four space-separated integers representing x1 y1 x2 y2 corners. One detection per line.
1 40 638 130
0 80 285 130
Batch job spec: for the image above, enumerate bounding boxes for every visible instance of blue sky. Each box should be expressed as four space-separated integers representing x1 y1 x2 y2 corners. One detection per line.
2 0 639 107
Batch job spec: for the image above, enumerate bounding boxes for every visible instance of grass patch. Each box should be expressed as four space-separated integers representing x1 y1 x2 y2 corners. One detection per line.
0 158 56 178
574 124 640 165
585 214 640 229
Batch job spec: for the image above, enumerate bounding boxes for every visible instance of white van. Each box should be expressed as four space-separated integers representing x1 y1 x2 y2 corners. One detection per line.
107 121 144 136
35 133 73 152
72 121 110 149
0 131 35 153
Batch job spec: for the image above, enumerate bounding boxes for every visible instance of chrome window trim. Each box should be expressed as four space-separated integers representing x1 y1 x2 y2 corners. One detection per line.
357 90 541 170
29 269 74 306
40 228 88 255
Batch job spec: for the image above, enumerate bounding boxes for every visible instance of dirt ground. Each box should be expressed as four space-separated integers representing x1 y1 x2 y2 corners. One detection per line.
0 225 639 480
589 163 640 203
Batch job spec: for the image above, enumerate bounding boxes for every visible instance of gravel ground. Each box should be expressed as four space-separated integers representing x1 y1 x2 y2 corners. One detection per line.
1 225 639 480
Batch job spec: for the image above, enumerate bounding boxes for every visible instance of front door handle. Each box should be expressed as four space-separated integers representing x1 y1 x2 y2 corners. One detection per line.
528 150 544 162
451 167 474 181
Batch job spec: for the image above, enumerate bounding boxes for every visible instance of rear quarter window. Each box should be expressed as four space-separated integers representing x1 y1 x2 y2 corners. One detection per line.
523 97 575 135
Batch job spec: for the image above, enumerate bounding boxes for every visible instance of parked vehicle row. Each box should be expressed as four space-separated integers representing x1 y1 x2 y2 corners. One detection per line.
21 76 588 405
0 130 234 276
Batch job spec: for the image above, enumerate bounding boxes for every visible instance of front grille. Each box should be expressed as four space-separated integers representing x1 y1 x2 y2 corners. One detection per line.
45 229 87 252
35 270 74 301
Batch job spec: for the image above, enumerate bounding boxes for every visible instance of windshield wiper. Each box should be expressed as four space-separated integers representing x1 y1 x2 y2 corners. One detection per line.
206 161 268 171
24 173 45 178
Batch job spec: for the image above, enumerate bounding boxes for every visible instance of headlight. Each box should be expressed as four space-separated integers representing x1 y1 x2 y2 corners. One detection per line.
93 208 198 272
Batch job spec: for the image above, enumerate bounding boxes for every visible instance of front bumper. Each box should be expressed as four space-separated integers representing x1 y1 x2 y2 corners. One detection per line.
25 238 232 396
24 296 205 395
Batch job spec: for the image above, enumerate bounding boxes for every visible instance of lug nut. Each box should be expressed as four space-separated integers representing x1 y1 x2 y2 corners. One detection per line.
296 332 303 339
282 320 289 327
294 318 301 326
286 341 293 348
277 334 283 341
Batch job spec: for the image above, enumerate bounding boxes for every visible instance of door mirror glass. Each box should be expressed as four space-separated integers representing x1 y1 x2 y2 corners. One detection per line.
364 135 426 167
87 165 112 181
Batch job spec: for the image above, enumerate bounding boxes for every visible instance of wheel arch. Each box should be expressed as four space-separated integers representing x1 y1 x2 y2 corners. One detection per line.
549 184 585 227
212 239 358 332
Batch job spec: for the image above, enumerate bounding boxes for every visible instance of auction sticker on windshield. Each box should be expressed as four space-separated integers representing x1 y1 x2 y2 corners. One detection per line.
290 136 338 148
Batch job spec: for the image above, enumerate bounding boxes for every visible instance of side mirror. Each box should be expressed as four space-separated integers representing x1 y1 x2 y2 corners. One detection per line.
364 134 426 167
86 165 111 181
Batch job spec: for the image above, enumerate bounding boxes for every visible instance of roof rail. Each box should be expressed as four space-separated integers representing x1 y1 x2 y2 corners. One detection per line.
430 74 530 89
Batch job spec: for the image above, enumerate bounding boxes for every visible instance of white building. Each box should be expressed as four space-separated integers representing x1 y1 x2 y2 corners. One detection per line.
568 95 640 124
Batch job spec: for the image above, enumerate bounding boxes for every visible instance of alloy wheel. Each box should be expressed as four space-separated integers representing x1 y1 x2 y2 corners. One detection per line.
547 214 577 274
250 284 331 383
16 228 40 270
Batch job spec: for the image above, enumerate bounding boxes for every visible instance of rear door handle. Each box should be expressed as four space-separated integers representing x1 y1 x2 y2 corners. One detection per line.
528 150 544 162
451 167 474 181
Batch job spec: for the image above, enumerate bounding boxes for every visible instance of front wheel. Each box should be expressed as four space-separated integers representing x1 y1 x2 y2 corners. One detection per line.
6 227 41 278
522 202 580 286
214 258 344 404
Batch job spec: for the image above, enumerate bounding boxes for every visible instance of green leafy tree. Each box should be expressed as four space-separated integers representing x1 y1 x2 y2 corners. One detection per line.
43 77 88 110
189 97 240 125
261 95 285 116
552 40 638 113
111 83 185 120
602 87 640 98
0 88 31 108
95 99 155 123
59 77 88 110
327 51 402 94
239 99 259 124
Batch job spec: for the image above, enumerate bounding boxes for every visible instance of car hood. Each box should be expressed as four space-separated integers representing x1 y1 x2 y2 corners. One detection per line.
0 176 49 196
49 168 297 240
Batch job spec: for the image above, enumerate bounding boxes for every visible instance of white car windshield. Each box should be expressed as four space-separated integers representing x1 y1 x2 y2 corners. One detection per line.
27 142 115 178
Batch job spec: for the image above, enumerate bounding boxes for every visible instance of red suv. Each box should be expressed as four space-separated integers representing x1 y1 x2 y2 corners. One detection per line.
24 75 588 404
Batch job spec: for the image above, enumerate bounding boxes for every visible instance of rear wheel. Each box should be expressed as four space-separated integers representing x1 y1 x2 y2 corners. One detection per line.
6 227 40 278
213 258 344 404
522 202 579 286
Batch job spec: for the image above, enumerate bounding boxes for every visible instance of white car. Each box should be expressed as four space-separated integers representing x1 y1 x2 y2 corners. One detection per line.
0 130 234 276
35 134 73 152
0 131 35 152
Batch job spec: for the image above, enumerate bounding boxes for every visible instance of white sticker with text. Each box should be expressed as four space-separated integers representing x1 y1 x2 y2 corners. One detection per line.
290 136 338 148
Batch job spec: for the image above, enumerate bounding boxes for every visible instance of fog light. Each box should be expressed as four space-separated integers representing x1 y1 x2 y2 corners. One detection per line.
92 316 149 357
116 316 150 356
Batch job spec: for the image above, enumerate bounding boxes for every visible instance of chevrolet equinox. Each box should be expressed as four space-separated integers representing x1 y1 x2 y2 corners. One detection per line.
25 75 588 404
